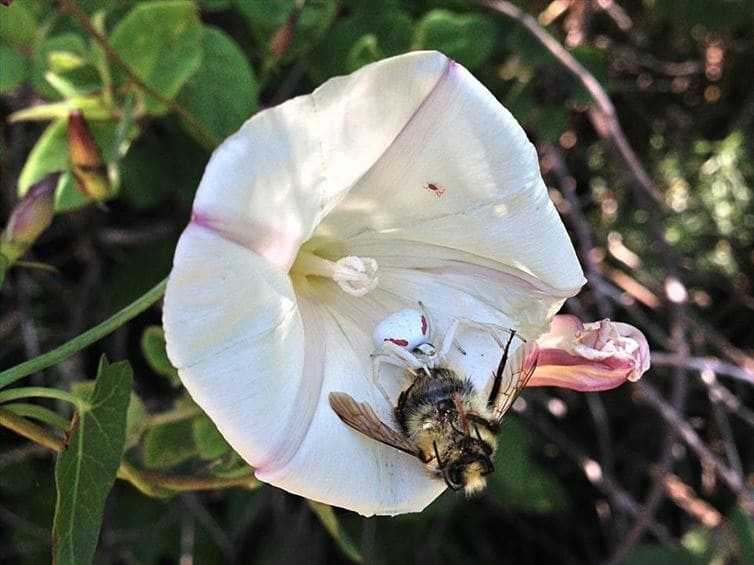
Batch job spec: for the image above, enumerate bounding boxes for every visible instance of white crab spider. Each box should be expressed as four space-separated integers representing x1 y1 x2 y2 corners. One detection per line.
370 302 517 404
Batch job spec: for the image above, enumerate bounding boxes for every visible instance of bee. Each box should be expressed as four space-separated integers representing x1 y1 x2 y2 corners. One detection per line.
329 304 539 495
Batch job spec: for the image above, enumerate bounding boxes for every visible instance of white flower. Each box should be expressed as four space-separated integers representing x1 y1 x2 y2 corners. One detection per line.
163 51 648 516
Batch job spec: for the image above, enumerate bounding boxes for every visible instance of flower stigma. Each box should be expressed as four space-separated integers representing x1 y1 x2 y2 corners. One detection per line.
290 247 379 297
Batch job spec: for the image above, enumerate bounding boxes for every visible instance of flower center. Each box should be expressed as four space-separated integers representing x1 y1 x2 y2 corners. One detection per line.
291 249 379 297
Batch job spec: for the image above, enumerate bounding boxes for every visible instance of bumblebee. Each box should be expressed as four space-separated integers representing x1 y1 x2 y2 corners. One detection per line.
329 307 539 495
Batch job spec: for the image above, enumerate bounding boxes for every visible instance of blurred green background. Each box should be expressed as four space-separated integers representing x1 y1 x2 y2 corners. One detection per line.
1 0 754 563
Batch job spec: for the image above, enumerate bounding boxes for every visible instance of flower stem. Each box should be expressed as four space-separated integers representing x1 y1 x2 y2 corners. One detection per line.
0 277 168 389
0 386 85 408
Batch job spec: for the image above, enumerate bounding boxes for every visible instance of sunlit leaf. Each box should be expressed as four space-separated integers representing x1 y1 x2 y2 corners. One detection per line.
32 34 88 100
109 0 203 113
52 357 133 565
177 26 258 142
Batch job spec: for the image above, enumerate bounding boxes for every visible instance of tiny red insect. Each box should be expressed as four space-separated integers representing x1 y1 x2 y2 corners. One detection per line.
424 182 446 198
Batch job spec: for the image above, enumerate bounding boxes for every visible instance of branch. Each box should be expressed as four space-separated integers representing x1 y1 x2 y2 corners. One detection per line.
0 408 260 496
651 352 754 385
636 382 754 511
477 0 665 205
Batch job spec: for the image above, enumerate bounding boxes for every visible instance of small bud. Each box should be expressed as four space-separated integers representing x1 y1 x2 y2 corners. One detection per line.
68 110 111 200
1 173 58 263
269 3 302 61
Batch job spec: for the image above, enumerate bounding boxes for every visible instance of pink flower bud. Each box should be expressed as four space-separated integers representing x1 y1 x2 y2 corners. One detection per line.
528 314 651 391
68 111 110 200
1 173 58 262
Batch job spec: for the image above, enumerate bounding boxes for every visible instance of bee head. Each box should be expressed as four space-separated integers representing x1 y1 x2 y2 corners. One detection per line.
441 436 495 493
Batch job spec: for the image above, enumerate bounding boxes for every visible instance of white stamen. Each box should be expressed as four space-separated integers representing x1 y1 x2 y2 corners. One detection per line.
333 256 379 297
291 251 379 297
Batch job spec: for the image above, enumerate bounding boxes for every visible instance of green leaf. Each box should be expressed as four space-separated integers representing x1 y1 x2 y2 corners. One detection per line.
192 414 231 460
626 545 706 565
199 0 232 10
0 0 36 52
143 418 198 469
309 6 412 82
71 380 148 449
345 34 384 73
54 171 90 213
140 325 180 385
487 419 568 513
413 9 497 70
0 45 29 93
237 0 337 62
0 254 7 287
32 34 88 100
120 119 208 209
52 356 133 565
308 501 363 563
177 26 257 142
109 0 203 113
730 506 754 563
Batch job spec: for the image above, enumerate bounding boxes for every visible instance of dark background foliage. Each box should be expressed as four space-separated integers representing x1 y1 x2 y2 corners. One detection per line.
1 0 753 563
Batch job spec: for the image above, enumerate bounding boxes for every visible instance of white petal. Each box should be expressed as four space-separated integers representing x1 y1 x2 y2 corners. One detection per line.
190 51 449 270
317 57 585 295
164 52 586 516
163 225 314 472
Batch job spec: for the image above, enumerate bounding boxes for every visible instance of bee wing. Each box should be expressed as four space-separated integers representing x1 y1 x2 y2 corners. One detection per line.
490 341 540 426
329 392 424 460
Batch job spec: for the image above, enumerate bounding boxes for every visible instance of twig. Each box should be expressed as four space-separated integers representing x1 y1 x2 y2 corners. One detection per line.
477 0 665 205
606 320 689 565
651 352 754 385
523 410 675 545
636 382 754 511
0 408 260 496
56 0 219 150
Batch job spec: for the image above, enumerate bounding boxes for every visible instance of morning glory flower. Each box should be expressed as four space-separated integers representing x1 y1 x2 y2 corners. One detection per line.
163 51 649 516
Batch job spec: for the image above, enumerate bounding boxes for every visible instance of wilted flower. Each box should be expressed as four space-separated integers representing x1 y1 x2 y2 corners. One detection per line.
164 52 649 516
1 173 58 264
530 314 650 391
68 110 110 200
